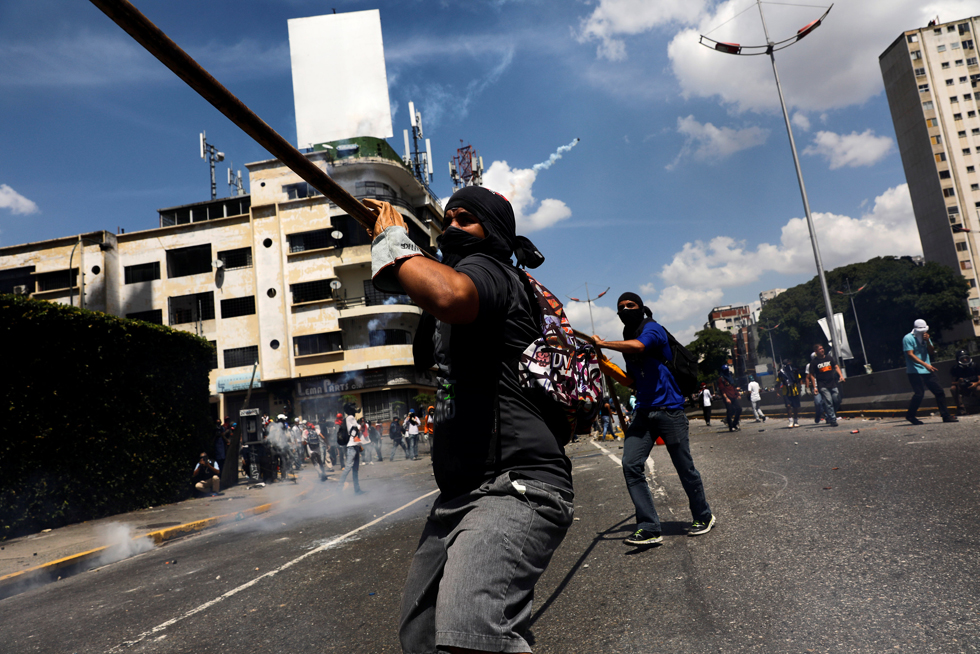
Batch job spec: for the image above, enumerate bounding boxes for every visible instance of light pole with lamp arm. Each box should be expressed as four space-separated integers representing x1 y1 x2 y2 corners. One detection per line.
68 237 113 309
835 279 872 374
567 283 611 398
700 3 842 370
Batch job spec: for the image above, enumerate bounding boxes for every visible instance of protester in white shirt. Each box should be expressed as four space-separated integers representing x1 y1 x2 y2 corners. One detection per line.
747 379 767 423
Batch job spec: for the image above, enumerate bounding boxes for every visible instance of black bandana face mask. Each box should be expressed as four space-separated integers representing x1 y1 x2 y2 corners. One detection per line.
437 226 487 268
618 307 644 326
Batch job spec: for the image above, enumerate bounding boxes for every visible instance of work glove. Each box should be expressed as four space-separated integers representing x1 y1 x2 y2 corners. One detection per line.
363 199 423 293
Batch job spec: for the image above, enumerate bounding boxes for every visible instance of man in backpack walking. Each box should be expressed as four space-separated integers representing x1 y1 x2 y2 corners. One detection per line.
364 186 574 654
593 293 715 547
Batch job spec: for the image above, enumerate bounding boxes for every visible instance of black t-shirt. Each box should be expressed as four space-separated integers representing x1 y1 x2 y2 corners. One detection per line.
951 362 980 384
600 401 612 417
428 254 572 499
811 355 838 389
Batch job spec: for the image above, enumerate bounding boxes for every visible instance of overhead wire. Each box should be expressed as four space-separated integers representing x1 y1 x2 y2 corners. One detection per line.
703 1 759 37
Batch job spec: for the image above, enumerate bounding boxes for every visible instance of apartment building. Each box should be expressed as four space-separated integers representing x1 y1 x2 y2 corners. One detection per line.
0 137 441 424
880 15 980 335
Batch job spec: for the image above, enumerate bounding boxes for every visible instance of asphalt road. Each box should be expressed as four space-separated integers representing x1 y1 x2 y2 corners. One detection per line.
3 416 980 653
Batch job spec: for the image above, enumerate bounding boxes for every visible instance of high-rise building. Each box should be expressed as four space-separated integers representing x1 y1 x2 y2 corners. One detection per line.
880 15 980 335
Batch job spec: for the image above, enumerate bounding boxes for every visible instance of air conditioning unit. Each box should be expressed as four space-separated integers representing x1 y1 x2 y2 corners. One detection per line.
12 285 28 295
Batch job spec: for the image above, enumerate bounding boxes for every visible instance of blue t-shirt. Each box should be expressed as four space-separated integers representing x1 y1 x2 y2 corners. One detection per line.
625 321 685 409
903 332 930 374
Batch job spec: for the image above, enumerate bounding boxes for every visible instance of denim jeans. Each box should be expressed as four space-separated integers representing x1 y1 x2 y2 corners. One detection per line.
601 415 614 438
408 434 419 459
818 386 840 423
812 391 824 421
337 444 361 492
623 408 711 534
390 438 410 461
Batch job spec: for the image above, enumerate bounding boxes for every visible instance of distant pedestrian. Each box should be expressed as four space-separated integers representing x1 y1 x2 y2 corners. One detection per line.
337 412 364 494
903 319 957 425
389 416 410 460
950 349 980 415
777 359 803 428
598 397 614 440
747 378 766 423
717 365 741 432
804 356 824 424
808 344 843 427
404 410 421 460
699 384 713 426
370 421 384 462
594 292 715 547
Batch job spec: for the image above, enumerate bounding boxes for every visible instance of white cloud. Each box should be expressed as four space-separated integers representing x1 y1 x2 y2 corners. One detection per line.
482 161 572 233
576 0 707 61
802 129 894 169
792 112 811 132
667 115 769 169
637 184 920 341
0 185 39 215
569 0 971 113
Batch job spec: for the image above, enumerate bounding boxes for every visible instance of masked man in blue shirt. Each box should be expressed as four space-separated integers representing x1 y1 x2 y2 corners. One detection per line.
594 292 715 547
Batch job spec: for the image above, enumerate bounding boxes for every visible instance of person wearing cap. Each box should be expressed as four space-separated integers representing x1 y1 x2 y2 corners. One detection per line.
364 187 573 654
903 319 958 425
593 292 715 547
402 409 421 460
808 343 843 427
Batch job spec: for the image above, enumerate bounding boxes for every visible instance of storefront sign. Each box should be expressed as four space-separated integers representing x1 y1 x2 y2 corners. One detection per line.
216 371 262 393
295 366 430 397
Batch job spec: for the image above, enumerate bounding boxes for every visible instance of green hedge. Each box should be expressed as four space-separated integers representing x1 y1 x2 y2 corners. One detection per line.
1 295 214 539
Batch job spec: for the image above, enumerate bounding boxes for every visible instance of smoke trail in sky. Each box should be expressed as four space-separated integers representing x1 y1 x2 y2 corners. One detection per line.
531 138 580 172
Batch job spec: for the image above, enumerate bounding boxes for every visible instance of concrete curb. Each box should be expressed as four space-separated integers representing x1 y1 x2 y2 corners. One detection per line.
0 489 309 600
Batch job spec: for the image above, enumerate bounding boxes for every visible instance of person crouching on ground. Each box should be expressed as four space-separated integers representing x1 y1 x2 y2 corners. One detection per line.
364 186 573 654
192 452 222 497
593 292 715 547
950 349 980 415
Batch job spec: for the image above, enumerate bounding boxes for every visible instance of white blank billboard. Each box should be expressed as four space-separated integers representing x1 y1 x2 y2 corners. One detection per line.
288 10 393 147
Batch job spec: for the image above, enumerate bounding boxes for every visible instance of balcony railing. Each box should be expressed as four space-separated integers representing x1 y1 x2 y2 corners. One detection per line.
336 293 416 310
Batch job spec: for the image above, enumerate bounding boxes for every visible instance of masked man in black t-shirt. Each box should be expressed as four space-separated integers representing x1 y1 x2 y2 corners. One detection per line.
950 349 980 415
365 187 574 654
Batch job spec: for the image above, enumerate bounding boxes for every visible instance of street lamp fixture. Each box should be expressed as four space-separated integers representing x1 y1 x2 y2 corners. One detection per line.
835 279 872 374
700 2 843 371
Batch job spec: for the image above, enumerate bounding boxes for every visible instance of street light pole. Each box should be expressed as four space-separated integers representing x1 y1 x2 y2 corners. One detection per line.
567 283 610 398
837 279 871 373
755 0 841 370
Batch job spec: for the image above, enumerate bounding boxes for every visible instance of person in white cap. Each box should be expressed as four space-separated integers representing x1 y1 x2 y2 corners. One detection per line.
903 319 958 425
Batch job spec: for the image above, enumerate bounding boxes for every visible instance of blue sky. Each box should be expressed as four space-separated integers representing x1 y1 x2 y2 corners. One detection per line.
0 0 970 344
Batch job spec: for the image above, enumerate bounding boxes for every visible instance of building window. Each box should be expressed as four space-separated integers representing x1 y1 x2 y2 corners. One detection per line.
952 96 960 103
220 295 256 319
936 152 947 162
961 76 969 83
964 148 972 155
962 261 973 271
911 50 922 60
208 341 218 370
124 261 160 284
223 345 258 369
924 101 935 110
166 244 212 278
168 291 215 324
354 180 398 200
953 41 962 50
969 166 977 173
291 279 337 304
943 62 951 69
35 268 78 292
283 181 322 200
949 25 958 33
972 184 980 191
217 247 252 270
957 242 969 252
915 67 927 76
949 205 961 215
969 58 979 66
956 59 965 66
944 187 957 197
0 266 35 294
935 28 943 35
919 83 931 93
363 279 412 307
288 228 336 253
947 78 956 86
932 135 943 145
368 329 413 347
293 332 343 356
938 45 947 52
361 388 414 423
964 40 976 50
955 113 963 120
907 34 919 43
971 279 977 288
960 131 968 138
927 117 939 127
126 309 163 324
961 23 972 35
940 170 952 179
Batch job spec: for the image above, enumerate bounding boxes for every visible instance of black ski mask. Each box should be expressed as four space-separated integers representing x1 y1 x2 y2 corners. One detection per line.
439 186 544 270
617 291 647 337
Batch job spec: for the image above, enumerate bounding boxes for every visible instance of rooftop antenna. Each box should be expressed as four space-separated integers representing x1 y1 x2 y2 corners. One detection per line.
200 130 225 200
227 162 245 196
699 2 842 371
403 100 433 191
449 141 485 191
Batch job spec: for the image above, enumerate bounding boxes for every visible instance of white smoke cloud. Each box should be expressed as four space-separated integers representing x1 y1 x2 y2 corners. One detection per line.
532 138 580 172
802 129 894 169
0 184 39 215
667 115 769 169
576 0 707 61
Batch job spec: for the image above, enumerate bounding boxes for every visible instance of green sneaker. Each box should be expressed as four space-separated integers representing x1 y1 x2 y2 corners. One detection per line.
688 514 716 536
624 529 663 546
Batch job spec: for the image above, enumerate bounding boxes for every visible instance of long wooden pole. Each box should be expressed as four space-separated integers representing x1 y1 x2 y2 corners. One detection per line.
88 0 377 230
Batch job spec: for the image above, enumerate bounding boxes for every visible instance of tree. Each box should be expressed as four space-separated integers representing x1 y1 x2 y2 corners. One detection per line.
759 256 970 373
686 327 734 383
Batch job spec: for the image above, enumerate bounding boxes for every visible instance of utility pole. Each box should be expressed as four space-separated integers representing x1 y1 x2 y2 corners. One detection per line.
836 279 871 374
567 283 611 398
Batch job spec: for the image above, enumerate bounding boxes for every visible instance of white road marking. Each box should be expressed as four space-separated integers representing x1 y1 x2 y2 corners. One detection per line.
110 488 439 651
590 440 666 499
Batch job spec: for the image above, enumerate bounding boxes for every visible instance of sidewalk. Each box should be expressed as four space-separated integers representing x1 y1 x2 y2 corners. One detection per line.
0 454 423 600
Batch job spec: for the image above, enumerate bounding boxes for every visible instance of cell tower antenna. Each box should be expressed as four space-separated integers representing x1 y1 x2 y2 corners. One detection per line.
404 100 434 191
200 130 225 200
449 140 484 191
227 162 245 196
